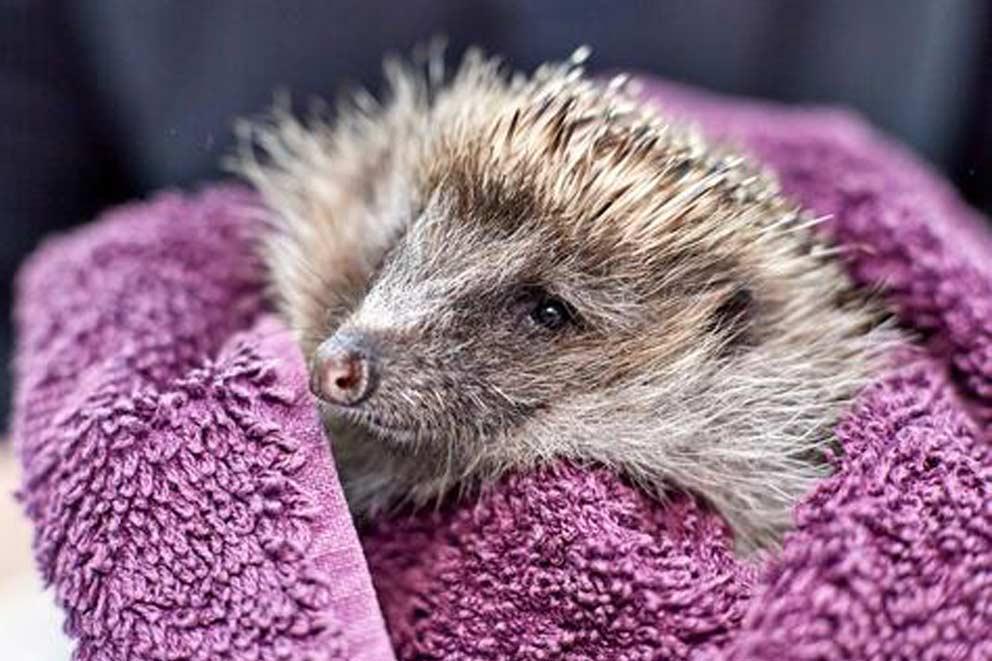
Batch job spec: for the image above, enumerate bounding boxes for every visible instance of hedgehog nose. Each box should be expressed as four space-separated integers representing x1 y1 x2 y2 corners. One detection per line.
311 334 376 406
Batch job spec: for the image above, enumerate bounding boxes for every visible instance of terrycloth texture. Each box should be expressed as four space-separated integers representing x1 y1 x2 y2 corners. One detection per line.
13 189 395 661
13 78 992 660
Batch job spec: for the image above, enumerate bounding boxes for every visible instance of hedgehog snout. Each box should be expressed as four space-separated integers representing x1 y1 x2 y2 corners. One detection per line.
311 331 377 406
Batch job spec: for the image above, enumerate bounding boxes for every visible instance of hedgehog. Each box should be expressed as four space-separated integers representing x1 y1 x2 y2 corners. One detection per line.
232 47 895 551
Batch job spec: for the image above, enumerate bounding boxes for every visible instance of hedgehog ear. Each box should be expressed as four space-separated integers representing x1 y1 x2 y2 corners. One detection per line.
708 286 755 352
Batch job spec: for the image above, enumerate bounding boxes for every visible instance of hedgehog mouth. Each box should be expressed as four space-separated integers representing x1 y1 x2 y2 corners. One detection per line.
321 404 422 446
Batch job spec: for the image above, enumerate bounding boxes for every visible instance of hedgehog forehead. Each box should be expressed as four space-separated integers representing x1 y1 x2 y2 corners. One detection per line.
406 186 738 313
413 180 616 285
404 72 760 302
420 145 674 285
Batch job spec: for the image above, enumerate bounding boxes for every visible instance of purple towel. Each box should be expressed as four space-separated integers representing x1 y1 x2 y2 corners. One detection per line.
12 190 394 661
13 79 992 660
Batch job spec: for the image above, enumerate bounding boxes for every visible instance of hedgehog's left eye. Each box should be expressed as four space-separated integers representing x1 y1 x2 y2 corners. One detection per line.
530 296 574 331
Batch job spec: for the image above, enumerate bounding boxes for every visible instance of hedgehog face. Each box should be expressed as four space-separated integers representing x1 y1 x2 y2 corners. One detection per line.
309 191 755 467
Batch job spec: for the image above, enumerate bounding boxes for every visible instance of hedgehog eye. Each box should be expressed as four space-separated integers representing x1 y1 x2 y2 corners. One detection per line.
530 296 574 331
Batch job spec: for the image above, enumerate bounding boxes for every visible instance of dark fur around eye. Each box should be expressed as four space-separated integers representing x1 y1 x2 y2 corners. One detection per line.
511 287 577 332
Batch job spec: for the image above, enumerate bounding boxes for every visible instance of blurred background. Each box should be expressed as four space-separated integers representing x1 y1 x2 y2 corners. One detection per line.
0 1 990 656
